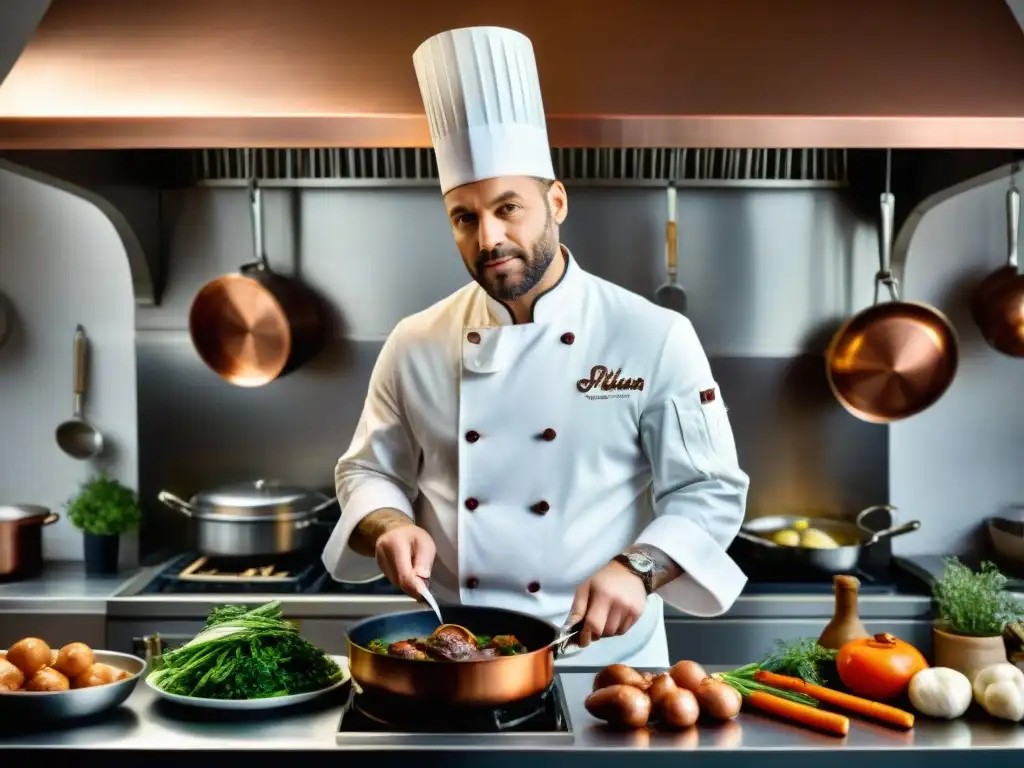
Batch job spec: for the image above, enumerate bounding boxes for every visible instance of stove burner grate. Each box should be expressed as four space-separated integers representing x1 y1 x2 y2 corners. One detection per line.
340 681 568 734
142 553 325 595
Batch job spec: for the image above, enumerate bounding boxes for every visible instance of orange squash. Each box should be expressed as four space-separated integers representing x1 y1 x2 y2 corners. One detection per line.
836 633 928 701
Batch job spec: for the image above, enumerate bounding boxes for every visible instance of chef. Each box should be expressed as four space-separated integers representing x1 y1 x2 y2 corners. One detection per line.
323 26 750 668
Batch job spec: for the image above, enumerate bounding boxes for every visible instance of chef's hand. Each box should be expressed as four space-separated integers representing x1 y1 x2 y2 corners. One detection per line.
374 524 436 599
567 561 648 648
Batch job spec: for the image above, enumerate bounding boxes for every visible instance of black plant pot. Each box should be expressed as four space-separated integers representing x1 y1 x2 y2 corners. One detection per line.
83 533 119 575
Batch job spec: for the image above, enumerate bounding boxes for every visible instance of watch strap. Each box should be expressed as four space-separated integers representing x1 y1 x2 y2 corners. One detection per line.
613 553 654 595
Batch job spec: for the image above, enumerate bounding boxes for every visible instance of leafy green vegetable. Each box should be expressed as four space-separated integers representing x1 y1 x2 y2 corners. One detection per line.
755 638 837 686
147 601 342 700
66 474 141 536
933 557 1024 636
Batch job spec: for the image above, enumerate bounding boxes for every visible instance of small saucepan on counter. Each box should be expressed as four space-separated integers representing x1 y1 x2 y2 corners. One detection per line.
0 505 60 581
734 504 921 576
157 479 338 558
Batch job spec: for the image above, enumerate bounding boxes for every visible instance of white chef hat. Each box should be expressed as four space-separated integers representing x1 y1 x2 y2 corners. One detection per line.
412 26 556 195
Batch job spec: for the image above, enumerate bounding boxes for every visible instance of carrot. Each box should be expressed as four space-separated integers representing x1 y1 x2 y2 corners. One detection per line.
754 670 915 730
745 690 850 737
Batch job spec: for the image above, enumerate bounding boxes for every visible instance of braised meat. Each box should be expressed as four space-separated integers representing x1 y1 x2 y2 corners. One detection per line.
367 627 528 661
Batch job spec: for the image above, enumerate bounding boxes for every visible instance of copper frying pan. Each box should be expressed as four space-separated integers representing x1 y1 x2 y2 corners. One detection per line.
189 180 325 387
973 182 1024 358
826 170 959 423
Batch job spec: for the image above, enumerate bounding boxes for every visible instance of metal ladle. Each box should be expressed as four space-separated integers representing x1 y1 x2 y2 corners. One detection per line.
55 325 104 460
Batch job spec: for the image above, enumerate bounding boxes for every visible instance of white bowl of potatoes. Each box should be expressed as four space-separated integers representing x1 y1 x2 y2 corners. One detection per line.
0 636 144 721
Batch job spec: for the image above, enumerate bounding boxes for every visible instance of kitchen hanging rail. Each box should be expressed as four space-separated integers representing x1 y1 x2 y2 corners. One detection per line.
192 147 848 189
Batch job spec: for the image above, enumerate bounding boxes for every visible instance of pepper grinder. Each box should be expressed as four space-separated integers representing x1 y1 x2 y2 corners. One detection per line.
818 574 870 650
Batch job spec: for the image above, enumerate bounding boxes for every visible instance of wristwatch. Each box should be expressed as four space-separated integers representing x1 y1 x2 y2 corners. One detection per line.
613 552 656 595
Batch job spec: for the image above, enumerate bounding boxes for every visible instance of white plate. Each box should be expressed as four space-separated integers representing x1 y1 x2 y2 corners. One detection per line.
145 654 350 710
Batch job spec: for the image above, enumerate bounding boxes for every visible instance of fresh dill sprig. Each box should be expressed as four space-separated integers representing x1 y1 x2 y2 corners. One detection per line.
754 638 837 686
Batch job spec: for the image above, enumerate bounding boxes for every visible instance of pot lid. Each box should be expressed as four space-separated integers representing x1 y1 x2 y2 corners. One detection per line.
190 480 328 514
0 504 50 523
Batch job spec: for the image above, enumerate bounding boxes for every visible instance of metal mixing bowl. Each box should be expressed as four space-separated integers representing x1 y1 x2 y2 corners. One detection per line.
0 649 145 721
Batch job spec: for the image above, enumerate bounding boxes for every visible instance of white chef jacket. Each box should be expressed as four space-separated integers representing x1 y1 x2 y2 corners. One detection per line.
323 248 750 667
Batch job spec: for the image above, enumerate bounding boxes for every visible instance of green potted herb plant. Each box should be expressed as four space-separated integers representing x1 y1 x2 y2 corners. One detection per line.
67 475 141 575
931 557 1024 680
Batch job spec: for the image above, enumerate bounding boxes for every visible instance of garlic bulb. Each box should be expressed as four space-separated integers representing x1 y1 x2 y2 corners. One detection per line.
973 663 1024 721
907 667 972 719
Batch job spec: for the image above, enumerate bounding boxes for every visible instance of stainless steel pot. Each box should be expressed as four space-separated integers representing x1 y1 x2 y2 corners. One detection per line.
0 505 60 581
157 479 337 558
734 504 921 576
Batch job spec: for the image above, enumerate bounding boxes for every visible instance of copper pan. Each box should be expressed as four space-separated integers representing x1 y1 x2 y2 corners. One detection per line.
973 182 1024 358
826 173 959 423
189 179 325 387
346 606 583 707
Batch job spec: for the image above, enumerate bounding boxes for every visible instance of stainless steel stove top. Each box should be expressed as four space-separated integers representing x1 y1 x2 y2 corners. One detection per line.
335 677 574 748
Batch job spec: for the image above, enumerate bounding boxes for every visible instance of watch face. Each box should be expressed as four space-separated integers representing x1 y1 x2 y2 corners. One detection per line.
627 553 655 573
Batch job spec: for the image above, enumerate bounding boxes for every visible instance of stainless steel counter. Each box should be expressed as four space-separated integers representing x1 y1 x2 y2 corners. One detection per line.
0 562 138 614
4 668 1023 762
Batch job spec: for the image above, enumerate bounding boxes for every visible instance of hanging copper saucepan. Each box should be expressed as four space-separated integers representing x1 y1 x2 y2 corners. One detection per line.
972 180 1024 358
825 155 959 423
189 179 325 387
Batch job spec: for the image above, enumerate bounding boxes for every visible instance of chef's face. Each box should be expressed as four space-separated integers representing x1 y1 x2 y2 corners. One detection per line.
445 176 568 301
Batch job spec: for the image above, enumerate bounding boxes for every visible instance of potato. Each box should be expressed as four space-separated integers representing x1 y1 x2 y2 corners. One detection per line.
54 642 95 679
592 663 650 691
695 678 742 720
72 662 126 688
0 658 25 691
25 666 70 692
646 673 680 708
669 660 709 692
585 684 652 729
658 688 701 729
6 638 52 676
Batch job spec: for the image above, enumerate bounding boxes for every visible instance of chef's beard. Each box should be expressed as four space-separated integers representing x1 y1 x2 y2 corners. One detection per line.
473 212 558 302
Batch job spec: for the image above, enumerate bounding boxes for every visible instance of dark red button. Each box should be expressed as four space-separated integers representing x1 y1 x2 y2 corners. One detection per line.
531 500 550 514
560 332 575 345
467 331 481 344
466 577 480 589
465 430 480 443
528 581 541 593
542 428 557 441
465 497 479 511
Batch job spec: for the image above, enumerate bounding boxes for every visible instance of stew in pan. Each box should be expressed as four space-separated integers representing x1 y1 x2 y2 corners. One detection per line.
367 624 527 661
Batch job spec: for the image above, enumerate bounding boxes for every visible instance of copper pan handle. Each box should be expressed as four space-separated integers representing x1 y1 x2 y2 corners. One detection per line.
247 180 270 273
875 190 900 304
1008 185 1019 272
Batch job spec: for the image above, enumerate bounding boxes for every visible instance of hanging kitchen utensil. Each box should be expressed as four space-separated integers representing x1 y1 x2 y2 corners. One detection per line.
55 325 104 460
346 606 583 707
973 168 1024 357
189 168 326 387
825 150 959 423
654 181 687 313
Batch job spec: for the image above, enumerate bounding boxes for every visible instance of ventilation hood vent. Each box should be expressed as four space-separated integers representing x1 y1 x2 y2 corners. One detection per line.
2 0 1024 149
194 147 847 187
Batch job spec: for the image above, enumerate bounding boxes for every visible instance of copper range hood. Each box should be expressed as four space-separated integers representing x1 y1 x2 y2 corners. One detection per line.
2 0 1024 149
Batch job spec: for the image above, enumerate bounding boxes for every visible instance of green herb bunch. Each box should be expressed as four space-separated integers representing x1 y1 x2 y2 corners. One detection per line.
933 557 1024 636
66 475 141 536
755 638 838 686
148 601 342 700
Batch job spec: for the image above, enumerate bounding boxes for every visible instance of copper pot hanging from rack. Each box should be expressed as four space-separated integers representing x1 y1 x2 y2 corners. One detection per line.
188 173 325 387
972 167 1024 358
825 150 959 423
